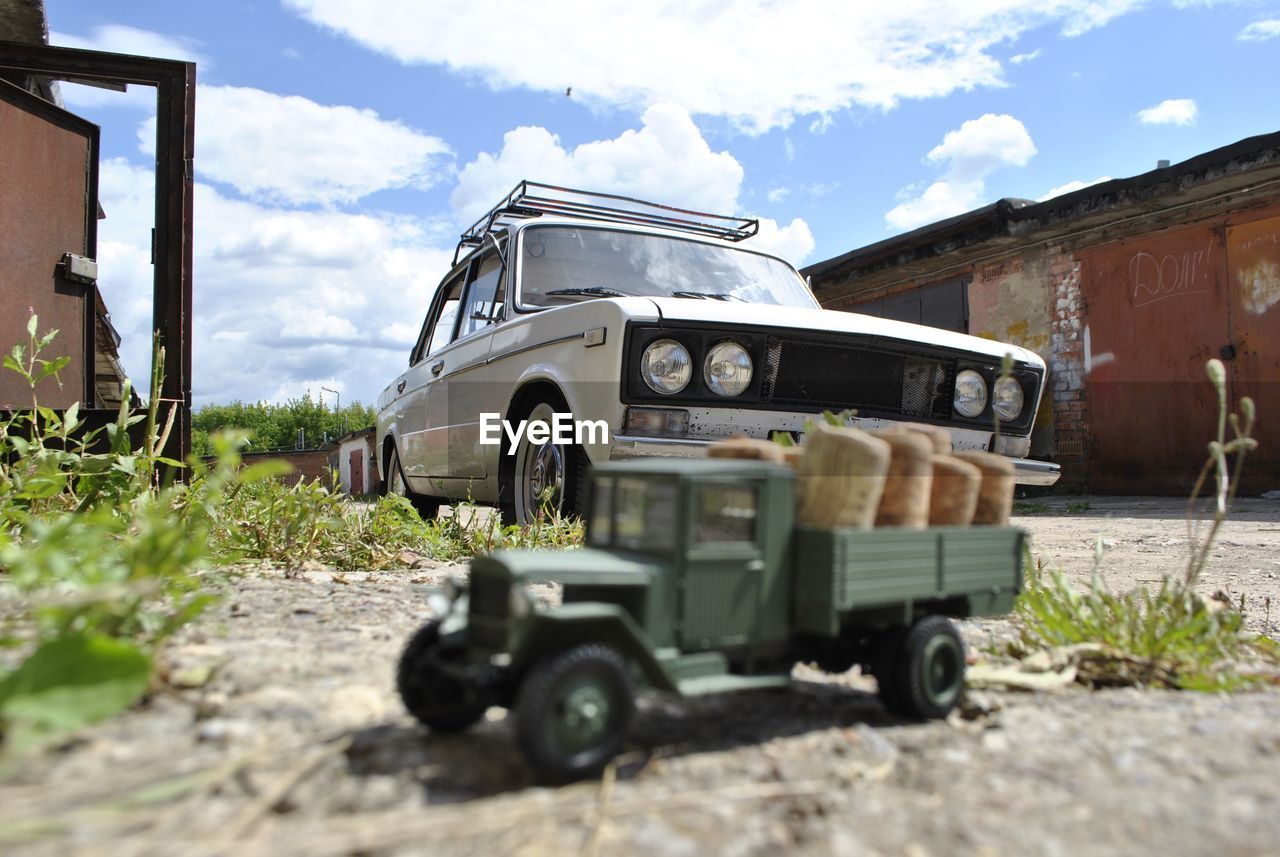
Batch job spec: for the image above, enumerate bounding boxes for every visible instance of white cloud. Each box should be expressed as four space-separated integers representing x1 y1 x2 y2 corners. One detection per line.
1238 19 1280 41
1038 176 1112 201
451 104 743 223
453 104 813 264
1137 98 1197 126
745 218 815 265
283 0 1152 133
51 25 204 110
886 114 1036 230
767 187 790 204
1010 48 1042 63
94 160 454 407
139 86 453 207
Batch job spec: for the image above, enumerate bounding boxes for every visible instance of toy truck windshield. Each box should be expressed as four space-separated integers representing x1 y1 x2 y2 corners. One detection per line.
587 475 679 553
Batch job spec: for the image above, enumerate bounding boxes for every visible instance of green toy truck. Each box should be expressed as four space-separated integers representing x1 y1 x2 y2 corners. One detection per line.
398 458 1025 780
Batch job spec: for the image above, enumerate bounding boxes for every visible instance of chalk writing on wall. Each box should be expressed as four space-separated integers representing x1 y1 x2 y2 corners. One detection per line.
1128 241 1214 308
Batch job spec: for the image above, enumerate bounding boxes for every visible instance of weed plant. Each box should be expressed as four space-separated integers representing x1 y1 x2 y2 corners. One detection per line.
0 318 583 757
1013 359 1277 690
0 318 226 755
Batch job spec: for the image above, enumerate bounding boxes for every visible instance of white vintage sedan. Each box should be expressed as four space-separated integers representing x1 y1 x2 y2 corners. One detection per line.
377 183 1058 524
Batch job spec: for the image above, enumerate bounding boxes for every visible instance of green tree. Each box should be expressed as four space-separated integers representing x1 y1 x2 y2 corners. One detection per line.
191 394 376 456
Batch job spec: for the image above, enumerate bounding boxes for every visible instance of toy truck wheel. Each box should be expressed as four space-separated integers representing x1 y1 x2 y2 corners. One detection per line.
515 644 634 782
870 627 907 714
396 620 486 733
893 616 966 720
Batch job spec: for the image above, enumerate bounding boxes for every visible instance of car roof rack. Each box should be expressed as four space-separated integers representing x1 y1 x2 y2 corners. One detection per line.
452 180 760 265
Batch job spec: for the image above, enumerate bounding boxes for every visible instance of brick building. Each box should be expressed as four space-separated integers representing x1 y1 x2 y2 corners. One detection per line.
804 131 1280 494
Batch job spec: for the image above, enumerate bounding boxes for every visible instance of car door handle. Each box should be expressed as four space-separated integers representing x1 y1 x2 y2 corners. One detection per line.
396 380 406 394
430 360 445 376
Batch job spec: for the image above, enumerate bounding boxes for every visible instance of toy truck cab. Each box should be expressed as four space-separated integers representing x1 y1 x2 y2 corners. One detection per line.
398 458 1025 781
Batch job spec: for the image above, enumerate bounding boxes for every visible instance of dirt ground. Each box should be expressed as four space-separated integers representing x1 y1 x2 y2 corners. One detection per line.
3 495 1279 856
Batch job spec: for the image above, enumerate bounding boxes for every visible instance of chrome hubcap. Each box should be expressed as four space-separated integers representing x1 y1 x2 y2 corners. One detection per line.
526 439 563 511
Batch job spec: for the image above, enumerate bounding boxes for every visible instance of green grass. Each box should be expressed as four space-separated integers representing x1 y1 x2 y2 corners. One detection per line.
1011 359 1276 691
0 316 580 760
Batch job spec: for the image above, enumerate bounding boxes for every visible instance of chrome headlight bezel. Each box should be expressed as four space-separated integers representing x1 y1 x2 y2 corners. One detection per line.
953 369 989 418
640 338 693 395
993 376 1025 422
703 340 753 397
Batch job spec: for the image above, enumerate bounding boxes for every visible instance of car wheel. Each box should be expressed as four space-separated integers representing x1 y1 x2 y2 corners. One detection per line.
385 446 442 520
515 644 634 782
396 620 487 733
502 400 586 526
891 616 965 720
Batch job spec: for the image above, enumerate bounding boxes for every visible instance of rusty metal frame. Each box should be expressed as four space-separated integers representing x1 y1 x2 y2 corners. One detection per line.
0 42 195 465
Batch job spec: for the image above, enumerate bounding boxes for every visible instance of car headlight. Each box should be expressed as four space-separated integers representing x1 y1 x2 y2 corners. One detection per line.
508 584 533 619
704 341 753 397
641 339 692 394
993 376 1025 422
953 369 988 418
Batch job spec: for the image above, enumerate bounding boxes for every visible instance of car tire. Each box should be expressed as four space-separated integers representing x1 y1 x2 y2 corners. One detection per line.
396 620 487 733
385 446 442 520
515 644 634 782
501 400 587 527
891 615 965 720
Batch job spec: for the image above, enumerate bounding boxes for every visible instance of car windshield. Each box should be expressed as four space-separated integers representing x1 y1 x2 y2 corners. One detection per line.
587 475 678 553
519 225 817 309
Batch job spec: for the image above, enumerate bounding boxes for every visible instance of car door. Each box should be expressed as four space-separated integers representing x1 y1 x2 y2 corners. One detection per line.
423 245 507 480
679 480 764 650
395 270 465 485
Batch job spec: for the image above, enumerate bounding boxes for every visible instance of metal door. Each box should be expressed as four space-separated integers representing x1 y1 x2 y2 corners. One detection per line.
0 81 98 408
1078 224 1228 493
349 449 364 495
1226 212 1280 491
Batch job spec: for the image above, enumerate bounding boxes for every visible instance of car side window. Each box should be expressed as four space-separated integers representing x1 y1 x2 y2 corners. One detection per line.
423 274 465 359
693 483 759 545
458 249 505 340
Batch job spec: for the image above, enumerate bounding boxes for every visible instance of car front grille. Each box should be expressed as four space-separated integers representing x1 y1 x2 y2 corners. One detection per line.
759 335 953 419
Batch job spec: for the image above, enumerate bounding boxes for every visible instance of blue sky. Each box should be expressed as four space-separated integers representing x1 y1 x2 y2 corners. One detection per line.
43 1 1280 408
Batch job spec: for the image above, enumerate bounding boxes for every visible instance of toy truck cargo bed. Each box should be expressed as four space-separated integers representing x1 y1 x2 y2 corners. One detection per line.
793 525 1025 635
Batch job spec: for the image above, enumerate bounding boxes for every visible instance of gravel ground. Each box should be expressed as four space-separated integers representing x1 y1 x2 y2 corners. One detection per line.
3 496 1279 856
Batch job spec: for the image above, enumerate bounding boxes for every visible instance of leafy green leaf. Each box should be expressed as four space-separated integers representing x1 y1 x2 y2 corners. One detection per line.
0 635 151 753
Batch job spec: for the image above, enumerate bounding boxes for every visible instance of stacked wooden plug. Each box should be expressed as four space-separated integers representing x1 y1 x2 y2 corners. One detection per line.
708 423 1015 529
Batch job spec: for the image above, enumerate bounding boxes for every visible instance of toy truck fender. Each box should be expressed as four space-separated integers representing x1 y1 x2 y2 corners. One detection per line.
511 602 678 692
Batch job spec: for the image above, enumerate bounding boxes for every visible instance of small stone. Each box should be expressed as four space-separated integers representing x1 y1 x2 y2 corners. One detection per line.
196 718 254 745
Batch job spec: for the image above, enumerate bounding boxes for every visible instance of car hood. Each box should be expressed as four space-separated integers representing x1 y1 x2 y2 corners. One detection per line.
644 297 1044 366
475 547 665 586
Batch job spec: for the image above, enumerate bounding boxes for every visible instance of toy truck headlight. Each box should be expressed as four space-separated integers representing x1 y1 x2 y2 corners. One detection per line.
509 584 534 619
993 375 1025 422
704 340 753 397
641 339 692 394
953 369 988 418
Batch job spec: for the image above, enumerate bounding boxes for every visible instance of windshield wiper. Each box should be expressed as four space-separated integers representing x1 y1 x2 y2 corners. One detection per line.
671 290 746 302
543 286 629 298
